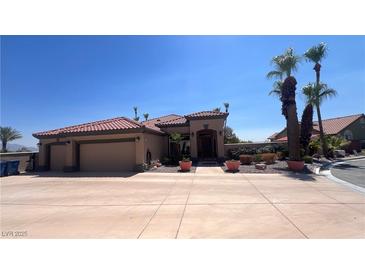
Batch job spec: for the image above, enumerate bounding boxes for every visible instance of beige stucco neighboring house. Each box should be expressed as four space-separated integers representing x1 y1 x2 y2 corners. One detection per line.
33 111 228 172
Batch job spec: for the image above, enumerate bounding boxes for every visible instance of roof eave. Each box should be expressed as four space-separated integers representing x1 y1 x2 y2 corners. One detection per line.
184 113 229 120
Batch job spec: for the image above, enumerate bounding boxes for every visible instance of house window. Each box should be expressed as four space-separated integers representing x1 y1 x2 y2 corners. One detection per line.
344 130 353 140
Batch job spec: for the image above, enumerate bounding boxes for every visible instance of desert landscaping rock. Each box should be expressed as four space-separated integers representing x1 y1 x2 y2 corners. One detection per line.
255 163 267 170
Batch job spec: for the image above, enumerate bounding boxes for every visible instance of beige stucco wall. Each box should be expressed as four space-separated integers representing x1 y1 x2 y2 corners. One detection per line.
0 152 38 173
189 118 225 159
143 133 167 162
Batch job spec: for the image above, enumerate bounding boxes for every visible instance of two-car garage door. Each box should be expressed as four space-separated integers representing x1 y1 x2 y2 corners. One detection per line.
49 141 136 172
79 141 136 172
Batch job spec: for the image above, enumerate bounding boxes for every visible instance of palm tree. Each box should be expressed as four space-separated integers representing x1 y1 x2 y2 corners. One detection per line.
133 106 139 122
143 113 149 121
302 83 337 106
267 48 302 161
223 102 229 113
304 42 329 156
302 83 337 155
223 102 230 141
212 107 221 112
0 127 22 152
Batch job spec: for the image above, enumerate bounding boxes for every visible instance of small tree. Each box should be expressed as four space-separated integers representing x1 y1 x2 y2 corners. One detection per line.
133 106 140 121
300 104 313 155
170 133 183 164
0 127 22 152
224 126 241 144
223 102 229 113
143 113 149 121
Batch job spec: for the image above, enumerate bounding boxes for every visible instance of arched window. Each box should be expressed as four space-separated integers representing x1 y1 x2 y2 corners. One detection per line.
344 130 353 140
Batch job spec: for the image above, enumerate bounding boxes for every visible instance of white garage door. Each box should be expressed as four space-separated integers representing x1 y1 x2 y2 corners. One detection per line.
80 142 136 171
50 145 66 171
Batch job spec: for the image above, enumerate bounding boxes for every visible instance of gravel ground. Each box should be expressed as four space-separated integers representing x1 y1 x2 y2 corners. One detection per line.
221 160 319 174
146 165 197 173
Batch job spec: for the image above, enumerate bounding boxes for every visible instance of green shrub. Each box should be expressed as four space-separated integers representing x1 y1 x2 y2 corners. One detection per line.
254 154 262 163
256 146 275 154
302 155 313 164
309 138 321 155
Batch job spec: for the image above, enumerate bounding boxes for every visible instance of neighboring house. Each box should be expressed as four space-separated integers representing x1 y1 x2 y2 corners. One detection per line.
268 113 365 150
33 111 228 172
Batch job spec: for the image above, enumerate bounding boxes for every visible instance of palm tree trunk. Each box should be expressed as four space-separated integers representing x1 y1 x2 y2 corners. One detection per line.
282 76 301 161
314 63 328 157
287 103 301 161
2 141 7 152
316 103 328 156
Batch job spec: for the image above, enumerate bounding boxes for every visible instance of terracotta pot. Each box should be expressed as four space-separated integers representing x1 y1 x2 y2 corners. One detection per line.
239 154 253 165
287 160 304 171
225 160 240 171
179 161 192 171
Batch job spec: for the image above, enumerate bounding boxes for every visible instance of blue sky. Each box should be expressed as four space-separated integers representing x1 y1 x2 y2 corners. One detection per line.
1 36 365 147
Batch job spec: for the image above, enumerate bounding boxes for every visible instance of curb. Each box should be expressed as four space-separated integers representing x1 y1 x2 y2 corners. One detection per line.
318 158 365 194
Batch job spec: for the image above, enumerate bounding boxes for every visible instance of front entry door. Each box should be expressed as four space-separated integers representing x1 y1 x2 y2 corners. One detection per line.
197 129 217 159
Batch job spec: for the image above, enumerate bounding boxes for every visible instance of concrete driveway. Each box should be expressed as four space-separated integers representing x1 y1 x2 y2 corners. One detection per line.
1 171 364 239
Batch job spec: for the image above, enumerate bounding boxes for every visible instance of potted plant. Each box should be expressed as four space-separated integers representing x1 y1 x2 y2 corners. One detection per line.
179 157 192 172
225 159 240 172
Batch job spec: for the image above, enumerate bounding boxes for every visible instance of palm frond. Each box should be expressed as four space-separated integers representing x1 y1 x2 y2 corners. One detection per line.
268 81 282 97
304 42 328 64
266 70 283 79
302 83 317 105
318 87 337 105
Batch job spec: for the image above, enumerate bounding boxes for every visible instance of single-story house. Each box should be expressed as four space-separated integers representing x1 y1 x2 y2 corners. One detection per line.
33 110 228 172
268 113 365 150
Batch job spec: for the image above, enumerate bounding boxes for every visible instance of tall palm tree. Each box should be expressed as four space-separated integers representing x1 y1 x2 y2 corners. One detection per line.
0 127 22 152
143 113 149 121
223 102 230 141
223 102 229 113
267 48 302 161
133 106 139 121
304 42 329 156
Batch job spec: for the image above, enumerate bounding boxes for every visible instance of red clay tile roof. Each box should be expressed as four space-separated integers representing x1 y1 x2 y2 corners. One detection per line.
142 114 182 131
268 132 278 139
269 113 364 140
185 110 229 120
33 117 158 138
313 114 364 135
155 116 188 127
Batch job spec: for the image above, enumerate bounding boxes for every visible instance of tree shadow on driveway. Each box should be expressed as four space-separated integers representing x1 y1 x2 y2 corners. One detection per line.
20 171 139 178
